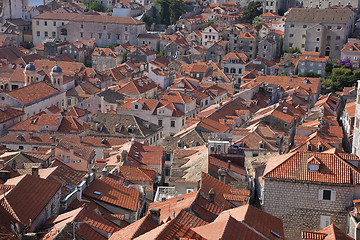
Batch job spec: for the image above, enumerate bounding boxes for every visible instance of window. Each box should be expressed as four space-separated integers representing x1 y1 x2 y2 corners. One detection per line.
37 31 40 37
303 25 307 28
327 36 331 41
316 37 320 42
171 120 175 127
320 215 331 229
165 167 170 176
19 146 24 150
182 119 185 126
125 27 128 31
80 32 83 38
36 21 39 25
165 153 171 161
52 32 56 38
158 119 163 126
336 36 340 40
117 34 120 40
337 26 341 30
318 189 335 201
44 21 47 26
108 33 111 39
289 43 293 48
64 156 70 163
81 24 83 28
44 31 48 37
290 24 294 28
98 33 102 39
103 25 106 30
186 189 194 193
328 25 332 30
290 34 294 38
302 34 306 38
317 28 321 32
53 22 56 26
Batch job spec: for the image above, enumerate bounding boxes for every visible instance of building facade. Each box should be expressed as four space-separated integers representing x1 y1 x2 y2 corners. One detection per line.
32 12 146 46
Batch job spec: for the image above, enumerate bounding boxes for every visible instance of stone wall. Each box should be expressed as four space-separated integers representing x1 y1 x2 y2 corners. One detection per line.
262 179 354 239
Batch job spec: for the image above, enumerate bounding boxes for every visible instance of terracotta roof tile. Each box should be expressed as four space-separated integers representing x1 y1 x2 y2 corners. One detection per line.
264 151 360 184
84 176 139 211
1 174 61 227
6 81 60 105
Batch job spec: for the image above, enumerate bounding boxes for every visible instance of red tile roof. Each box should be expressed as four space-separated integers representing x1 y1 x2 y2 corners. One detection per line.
6 81 60 105
200 172 249 209
134 219 206 240
110 214 159 240
264 151 360 184
1 174 61 227
84 176 140 211
193 213 267 240
302 224 354 240
0 105 24 124
119 165 156 182
34 12 144 24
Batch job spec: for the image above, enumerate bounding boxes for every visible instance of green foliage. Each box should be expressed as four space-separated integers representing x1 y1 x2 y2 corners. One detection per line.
206 21 214 27
322 66 359 92
284 47 301 54
325 63 333 74
298 72 321 78
106 8 113 12
122 50 129 63
143 14 156 28
82 0 88 5
102 43 119 50
156 50 165 58
156 0 186 25
252 16 262 32
89 1 105 12
242 1 262 23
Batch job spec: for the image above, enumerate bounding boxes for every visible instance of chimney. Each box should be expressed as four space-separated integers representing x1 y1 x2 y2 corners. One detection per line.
208 188 215 202
149 208 161 225
102 165 108 177
218 168 226 183
32 166 39 177
116 155 121 162
84 174 91 187
91 166 97 180
121 150 128 163
76 186 83 201
131 138 135 145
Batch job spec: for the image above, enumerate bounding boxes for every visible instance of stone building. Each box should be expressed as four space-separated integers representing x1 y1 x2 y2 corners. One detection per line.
352 80 360 156
0 0 30 23
32 12 146 46
262 150 360 239
284 8 354 59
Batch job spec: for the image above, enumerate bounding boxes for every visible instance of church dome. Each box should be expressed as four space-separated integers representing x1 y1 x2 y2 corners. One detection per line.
25 63 36 71
51 65 62 73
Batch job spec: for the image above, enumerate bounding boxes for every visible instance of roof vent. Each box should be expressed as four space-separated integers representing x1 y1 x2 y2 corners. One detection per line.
93 191 102 196
270 230 281 238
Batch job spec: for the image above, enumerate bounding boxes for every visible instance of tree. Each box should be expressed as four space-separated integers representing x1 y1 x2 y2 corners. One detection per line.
206 21 214 27
252 16 262 32
156 0 185 25
242 1 262 23
122 50 129 63
89 1 105 12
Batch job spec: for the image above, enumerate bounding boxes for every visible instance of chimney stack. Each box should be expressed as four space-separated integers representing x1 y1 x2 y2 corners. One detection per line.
121 150 128 163
208 188 215 202
76 186 83 201
32 166 39 177
149 208 161 225
116 155 121 162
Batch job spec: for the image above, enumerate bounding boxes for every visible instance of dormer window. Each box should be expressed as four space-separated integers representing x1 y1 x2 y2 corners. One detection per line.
307 143 312 151
259 141 265 149
307 156 321 172
318 143 323 152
